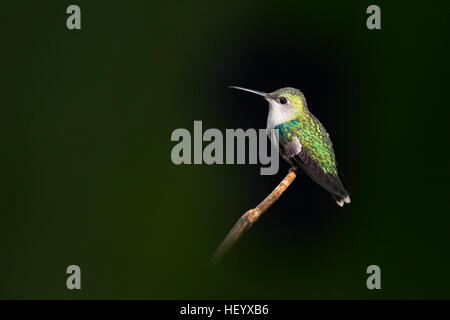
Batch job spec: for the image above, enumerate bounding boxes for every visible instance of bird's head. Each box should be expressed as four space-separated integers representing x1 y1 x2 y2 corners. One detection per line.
229 86 308 126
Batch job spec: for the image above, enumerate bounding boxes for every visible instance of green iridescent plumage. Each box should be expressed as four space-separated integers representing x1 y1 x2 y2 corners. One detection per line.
276 117 338 176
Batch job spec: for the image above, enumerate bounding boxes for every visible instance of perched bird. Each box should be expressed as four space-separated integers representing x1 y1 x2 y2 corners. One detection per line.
230 86 351 207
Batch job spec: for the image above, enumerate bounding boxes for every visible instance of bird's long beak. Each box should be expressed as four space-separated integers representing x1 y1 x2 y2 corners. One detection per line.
229 86 270 99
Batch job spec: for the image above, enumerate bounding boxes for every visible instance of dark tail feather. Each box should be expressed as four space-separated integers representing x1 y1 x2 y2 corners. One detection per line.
331 193 351 207
332 164 351 207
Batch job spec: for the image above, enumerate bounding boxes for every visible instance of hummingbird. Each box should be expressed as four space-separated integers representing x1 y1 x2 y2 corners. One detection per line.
229 86 351 207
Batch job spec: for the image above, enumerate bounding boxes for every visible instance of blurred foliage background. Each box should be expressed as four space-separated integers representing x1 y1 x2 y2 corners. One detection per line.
1 1 449 299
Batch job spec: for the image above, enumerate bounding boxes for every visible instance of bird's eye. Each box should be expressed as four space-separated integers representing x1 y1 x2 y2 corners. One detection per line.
279 97 287 104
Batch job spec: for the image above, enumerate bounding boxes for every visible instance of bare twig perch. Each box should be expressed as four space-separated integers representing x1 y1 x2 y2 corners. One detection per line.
211 167 299 264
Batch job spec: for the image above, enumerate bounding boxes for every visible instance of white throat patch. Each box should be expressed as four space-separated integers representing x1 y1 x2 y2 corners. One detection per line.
266 99 297 129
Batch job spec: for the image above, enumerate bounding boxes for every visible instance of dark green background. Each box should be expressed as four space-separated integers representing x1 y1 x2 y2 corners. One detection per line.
1 1 449 299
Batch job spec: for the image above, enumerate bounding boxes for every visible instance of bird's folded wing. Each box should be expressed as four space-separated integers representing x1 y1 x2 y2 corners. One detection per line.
291 149 348 198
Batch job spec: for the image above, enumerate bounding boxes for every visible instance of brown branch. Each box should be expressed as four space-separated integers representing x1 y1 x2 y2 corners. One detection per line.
211 167 299 264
